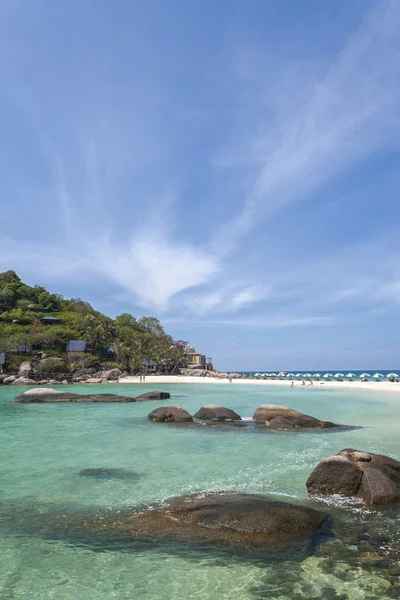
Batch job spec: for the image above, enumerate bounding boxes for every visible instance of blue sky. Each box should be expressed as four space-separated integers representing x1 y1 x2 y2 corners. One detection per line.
1 0 400 371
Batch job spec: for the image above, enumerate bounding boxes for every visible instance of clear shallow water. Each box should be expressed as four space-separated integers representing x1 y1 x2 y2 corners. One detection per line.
1 383 400 599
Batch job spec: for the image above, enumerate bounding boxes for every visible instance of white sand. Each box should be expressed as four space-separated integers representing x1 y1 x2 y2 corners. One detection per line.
119 375 400 393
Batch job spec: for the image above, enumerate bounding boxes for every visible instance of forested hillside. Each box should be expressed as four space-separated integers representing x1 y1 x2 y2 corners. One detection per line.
0 271 187 373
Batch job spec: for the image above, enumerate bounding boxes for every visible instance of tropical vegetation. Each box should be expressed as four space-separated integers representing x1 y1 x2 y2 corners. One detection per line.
0 270 188 373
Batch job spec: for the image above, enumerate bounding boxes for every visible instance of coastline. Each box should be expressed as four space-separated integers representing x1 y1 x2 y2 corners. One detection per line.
119 375 400 393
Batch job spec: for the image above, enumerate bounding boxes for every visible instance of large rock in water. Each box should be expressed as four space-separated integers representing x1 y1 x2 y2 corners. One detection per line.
252 404 336 429
148 406 193 422
12 388 136 403
135 391 170 400
103 493 328 550
194 405 241 421
307 449 400 505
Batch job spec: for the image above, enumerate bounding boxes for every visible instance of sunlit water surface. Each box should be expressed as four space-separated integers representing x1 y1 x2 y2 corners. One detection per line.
1 383 399 599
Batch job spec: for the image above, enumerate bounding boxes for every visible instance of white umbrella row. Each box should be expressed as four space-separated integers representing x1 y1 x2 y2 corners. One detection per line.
253 372 397 380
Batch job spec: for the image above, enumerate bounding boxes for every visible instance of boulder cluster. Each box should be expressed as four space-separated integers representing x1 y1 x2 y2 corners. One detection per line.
148 403 337 430
0 361 122 386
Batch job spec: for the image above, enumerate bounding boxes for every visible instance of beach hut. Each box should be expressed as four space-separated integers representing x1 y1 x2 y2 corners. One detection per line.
40 316 61 325
323 373 333 379
66 340 87 354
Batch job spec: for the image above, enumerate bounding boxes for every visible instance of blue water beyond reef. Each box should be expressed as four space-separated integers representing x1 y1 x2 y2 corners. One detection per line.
1 382 400 599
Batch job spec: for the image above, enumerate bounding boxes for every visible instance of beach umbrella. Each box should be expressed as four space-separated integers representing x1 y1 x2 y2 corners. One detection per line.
254 373 261 377
323 373 333 379
373 373 384 379
313 373 321 378
334 373 344 379
295 373 303 378
360 373 370 379
387 373 398 379
286 373 295 379
346 373 357 379
303 373 312 378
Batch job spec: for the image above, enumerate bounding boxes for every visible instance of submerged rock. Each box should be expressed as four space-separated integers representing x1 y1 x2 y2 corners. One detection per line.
252 405 336 429
102 493 328 550
0 493 328 555
307 449 400 505
194 405 242 421
135 391 171 400
79 468 141 480
12 388 136 403
148 406 193 422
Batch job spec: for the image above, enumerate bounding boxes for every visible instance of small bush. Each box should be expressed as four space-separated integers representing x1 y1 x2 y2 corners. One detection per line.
38 357 69 375
101 361 123 370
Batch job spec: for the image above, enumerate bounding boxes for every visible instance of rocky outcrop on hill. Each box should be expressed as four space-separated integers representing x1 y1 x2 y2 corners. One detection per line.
104 368 121 380
306 449 400 505
11 377 36 385
18 362 33 378
252 405 336 429
12 388 136 403
194 405 242 421
148 406 193 422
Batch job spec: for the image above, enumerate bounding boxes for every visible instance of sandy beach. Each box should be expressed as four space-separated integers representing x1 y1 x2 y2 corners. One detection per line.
119 375 400 393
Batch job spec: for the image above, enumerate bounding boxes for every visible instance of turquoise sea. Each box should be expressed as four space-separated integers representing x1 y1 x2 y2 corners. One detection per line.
1 382 400 600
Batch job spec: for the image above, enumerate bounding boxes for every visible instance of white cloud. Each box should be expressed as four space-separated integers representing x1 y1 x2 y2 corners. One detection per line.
230 286 267 308
89 233 221 311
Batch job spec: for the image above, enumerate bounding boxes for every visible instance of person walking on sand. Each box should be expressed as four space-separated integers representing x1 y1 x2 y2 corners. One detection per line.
290 381 294 388
143 374 146 382
228 374 233 383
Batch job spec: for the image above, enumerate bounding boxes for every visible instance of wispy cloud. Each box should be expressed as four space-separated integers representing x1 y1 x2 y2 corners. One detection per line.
214 0 400 248
164 315 334 328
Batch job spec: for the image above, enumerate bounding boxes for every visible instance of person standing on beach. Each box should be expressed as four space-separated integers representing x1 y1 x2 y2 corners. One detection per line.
228 374 232 383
